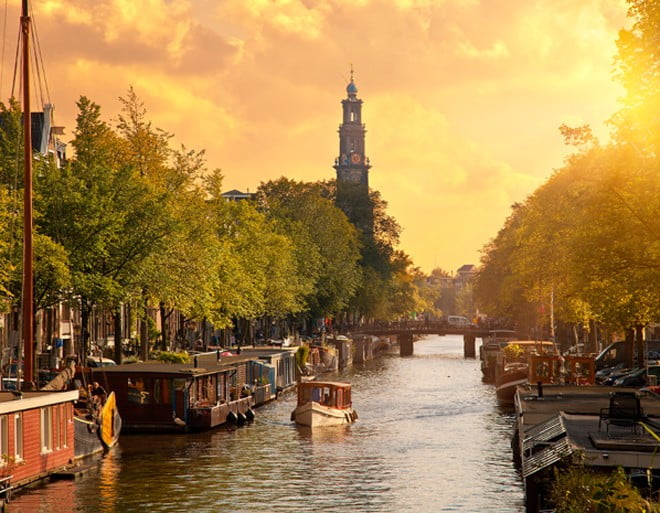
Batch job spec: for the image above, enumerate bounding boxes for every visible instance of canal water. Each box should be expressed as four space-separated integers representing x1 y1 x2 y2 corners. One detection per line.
7 335 525 512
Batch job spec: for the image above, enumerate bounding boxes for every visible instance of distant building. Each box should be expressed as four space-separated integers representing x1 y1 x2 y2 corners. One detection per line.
431 265 478 317
0 103 66 166
32 104 66 166
455 264 477 288
221 189 256 202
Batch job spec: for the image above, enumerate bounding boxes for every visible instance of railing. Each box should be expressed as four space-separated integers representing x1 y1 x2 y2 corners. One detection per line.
0 475 12 500
349 321 497 336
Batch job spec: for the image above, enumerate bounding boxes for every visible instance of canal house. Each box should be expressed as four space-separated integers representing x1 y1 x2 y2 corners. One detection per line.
0 390 78 493
93 355 258 432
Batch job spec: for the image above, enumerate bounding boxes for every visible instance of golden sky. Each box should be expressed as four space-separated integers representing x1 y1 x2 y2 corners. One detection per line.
1 0 628 274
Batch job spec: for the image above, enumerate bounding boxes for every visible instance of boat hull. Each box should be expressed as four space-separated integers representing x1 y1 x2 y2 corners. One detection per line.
189 397 254 430
291 401 357 427
495 370 528 406
74 395 122 459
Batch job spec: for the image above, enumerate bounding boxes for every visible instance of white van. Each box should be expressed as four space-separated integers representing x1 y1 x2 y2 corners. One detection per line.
447 315 472 328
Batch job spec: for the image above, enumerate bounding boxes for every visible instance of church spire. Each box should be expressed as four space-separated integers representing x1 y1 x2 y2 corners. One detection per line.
333 70 374 234
334 69 370 184
346 64 358 98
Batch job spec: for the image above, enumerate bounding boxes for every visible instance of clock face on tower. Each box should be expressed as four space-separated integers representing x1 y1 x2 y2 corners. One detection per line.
349 170 363 183
350 153 361 164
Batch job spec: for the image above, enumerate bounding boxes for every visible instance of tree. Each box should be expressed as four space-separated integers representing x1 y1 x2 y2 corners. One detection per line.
38 95 180 360
257 178 361 319
0 187 13 305
611 0 660 156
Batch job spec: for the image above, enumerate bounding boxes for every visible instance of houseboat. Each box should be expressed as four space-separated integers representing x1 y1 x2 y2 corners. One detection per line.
495 340 557 406
240 347 298 402
42 361 121 459
93 354 261 432
291 381 358 427
0 390 79 496
479 329 518 382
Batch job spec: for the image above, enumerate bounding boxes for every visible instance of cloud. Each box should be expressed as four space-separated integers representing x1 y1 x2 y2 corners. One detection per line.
0 0 630 273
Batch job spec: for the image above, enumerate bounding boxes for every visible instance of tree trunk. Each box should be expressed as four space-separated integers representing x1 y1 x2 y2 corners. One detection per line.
635 324 645 368
587 319 598 354
159 301 168 351
113 308 122 364
625 327 635 368
139 290 149 361
80 297 91 362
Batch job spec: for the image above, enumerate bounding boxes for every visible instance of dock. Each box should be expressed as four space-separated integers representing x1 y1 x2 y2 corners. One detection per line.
514 384 660 512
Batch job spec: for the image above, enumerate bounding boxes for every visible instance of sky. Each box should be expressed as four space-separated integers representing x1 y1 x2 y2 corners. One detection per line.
0 0 629 274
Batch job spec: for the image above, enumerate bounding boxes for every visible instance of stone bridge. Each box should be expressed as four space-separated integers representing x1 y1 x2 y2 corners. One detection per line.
350 322 497 357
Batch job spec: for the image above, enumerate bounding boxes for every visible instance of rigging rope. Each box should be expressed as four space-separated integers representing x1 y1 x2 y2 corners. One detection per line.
0 0 7 96
9 15 17 100
30 1 51 108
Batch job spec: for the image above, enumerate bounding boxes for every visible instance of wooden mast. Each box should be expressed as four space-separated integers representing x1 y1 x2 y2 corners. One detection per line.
21 0 34 387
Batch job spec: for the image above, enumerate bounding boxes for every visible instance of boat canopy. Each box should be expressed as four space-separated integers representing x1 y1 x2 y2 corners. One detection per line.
297 381 352 409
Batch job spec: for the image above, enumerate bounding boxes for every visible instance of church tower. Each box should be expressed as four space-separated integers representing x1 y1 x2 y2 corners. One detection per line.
334 71 373 234
333 71 371 185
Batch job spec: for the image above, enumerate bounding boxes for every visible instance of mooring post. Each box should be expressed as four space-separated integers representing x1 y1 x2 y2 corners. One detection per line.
463 334 476 358
399 332 414 356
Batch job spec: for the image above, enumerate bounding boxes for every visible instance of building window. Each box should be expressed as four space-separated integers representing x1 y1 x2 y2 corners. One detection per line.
54 406 61 450
41 407 53 453
63 407 68 448
14 413 23 461
0 416 8 462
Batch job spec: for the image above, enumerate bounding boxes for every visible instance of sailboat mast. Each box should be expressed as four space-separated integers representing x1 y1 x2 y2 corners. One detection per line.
21 0 34 387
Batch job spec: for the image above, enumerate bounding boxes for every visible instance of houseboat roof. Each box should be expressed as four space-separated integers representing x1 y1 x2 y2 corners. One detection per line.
0 390 78 414
299 381 352 389
510 340 555 346
94 354 257 377
515 384 660 433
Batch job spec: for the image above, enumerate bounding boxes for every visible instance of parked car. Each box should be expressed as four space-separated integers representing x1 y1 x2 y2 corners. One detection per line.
86 357 117 368
613 365 660 387
595 362 627 384
601 366 637 386
446 315 472 328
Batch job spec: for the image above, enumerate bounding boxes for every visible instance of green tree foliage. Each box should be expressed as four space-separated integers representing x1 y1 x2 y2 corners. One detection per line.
257 178 361 318
611 0 660 155
386 252 429 320
37 93 212 356
0 100 71 313
0 188 13 304
475 147 659 336
206 175 308 327
475 2 660 337
550 464 655 513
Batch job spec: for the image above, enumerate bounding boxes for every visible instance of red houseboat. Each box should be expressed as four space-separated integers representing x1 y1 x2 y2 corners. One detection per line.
0 390 78 497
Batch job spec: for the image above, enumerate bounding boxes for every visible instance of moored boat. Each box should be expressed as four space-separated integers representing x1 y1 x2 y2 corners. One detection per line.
480 329 518 382
94 355 260 432
495 363 529 406
73 390 122 459
42 362 122 458
291 381 357 427
494 340 557 406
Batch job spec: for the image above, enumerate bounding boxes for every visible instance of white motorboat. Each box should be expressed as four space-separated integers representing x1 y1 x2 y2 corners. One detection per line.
291 381 358 427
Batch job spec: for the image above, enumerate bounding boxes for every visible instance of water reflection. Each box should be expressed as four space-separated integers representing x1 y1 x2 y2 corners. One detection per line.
98 448 120 513
8 335 524 512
